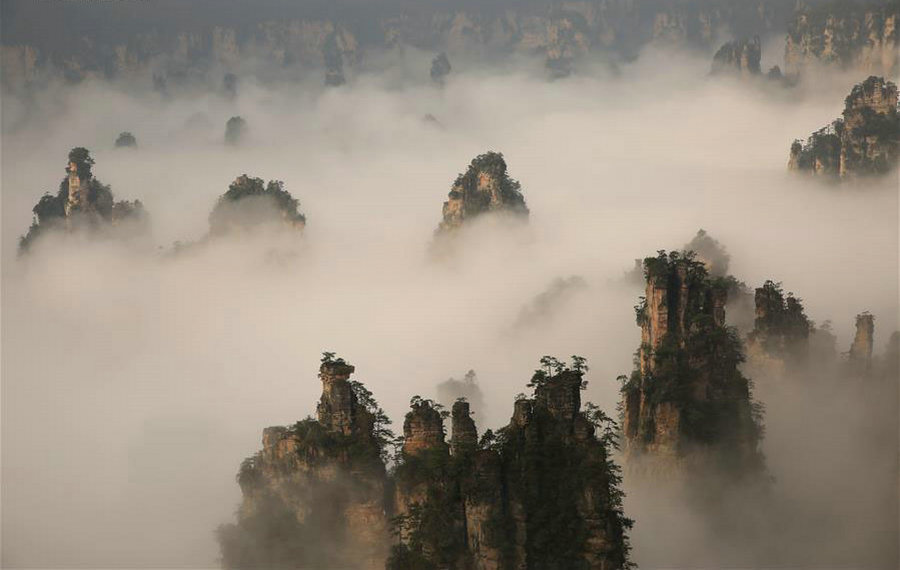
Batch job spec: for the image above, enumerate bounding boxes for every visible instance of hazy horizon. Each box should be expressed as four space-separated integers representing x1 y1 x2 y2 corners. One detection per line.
2 31 898 570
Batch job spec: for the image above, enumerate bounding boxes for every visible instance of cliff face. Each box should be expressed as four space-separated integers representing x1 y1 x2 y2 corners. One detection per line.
839 77 900 177
390 359 631 569
711 36 761 76
848 312 875 378
789 76 899 179
622 251 764 475
746 280 811 376
218 358 390 570
785 3 898 76
222 353 632 569
1 1 792 88
19 147 148 254
435 152 529 236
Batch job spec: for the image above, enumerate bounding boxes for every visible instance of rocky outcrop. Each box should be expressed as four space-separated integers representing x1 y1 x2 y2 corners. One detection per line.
622 251 764 475
401 397 448 456
317 360 361 435
789 76 899 179
450 400 478 455
746 280 811 376
435 151 529 237
208 174 306 236
18 147 148 254
848 312 875 378
1 1 791 88
785 3 898 76
839 77 900 176
218 355 390 570
220 352 634 570
390 357 632 569
711 36 761 76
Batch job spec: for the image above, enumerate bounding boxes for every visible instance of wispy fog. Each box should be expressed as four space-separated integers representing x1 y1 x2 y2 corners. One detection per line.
2 47 897 568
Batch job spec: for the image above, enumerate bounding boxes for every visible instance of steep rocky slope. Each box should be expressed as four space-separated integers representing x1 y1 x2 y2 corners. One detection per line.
785 1 898 76
435 152 529 237
789 76 899 179
745 280 812 376
208 174 306 236
390 357 631 570
218 356 391 569
220 354 632 569
1 0 794 88
621 251 765 476
18 147 148 253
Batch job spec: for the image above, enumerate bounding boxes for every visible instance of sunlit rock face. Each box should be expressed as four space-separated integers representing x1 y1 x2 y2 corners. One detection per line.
789 76 899 180
401 398 448 456
226 364 630 570
839 77 899 177
622 252 765 477
18 148 148 254
218 358 389 570
435 151 529 236
317 360 361 435
785 3 898 76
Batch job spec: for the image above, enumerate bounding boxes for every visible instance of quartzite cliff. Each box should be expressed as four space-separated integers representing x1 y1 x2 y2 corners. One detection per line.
220 355 632 570
789 76 899 179
19 147 148 253
622 251 765 476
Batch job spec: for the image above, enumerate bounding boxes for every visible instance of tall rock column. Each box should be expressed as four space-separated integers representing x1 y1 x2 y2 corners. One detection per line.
789 76 899 179
434 151 529 237
450 400 477 455
219 356 389 570
849 312 875 377
316 360 359 435
839 77 899 177
622 251 765 475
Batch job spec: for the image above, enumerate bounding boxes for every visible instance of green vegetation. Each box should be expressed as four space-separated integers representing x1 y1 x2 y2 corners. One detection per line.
68 146 94 179
223 353 633 570
750 280 811 363
388 356 632 570
791 124 843 174
624 251 766 473
208 175 306 235
452 151 529 217
19 147 146 254
792 76 898 177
